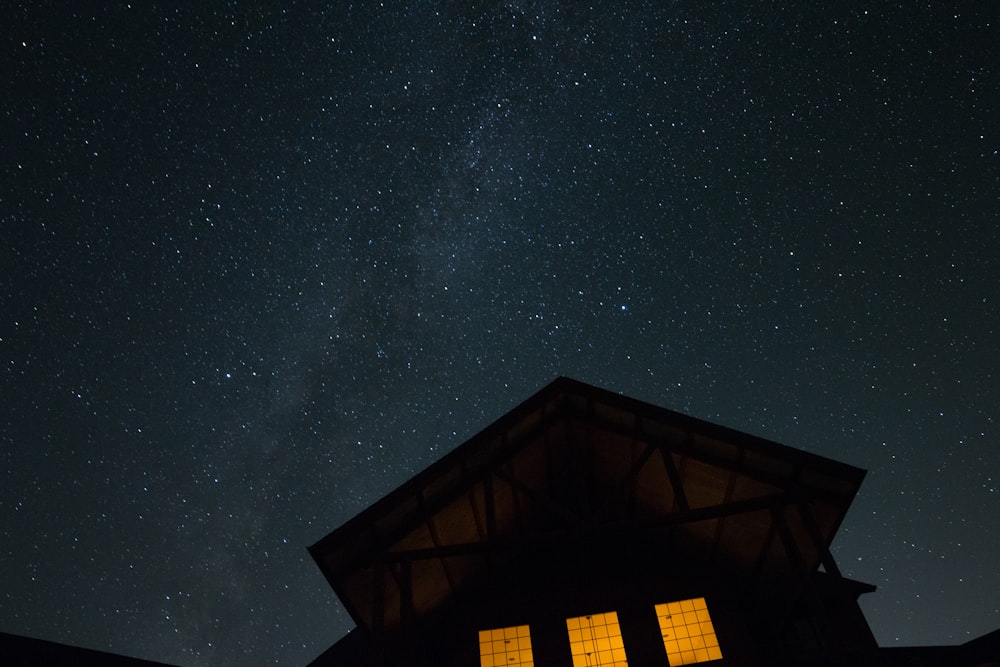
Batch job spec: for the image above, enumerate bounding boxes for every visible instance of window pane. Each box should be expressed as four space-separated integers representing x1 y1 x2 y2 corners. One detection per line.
479 625 533 667
654 597 723 665
565 611 629 667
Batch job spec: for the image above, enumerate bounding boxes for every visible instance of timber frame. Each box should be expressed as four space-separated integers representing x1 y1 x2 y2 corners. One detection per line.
309 377 867 644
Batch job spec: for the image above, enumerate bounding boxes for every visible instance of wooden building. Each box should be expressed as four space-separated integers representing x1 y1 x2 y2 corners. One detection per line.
308 377 999 667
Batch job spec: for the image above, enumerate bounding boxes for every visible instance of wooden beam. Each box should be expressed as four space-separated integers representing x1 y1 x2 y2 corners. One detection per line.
796 501 843 579
660 444 690 512
373 563 385 636
494 468 588 529
772 503 831 645
373 492 793 563
417 490 459 595
711 468 740 563
399 559 414 625
594 439 659 522
564 410 856 506
484 473 496 539
325 404 567 574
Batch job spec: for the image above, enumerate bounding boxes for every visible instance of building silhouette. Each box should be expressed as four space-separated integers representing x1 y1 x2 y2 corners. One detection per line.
308 377 999 666
0 631 178 666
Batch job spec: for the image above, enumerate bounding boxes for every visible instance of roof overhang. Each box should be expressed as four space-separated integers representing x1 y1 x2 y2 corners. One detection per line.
310 377 866 637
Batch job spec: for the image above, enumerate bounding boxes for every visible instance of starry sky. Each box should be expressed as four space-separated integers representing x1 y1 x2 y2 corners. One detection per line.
2 2 998 665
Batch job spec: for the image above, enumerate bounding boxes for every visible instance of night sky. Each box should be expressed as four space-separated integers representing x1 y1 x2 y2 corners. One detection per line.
2 2 998 665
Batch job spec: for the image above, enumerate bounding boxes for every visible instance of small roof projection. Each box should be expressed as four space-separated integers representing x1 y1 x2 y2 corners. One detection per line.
309 377 866 638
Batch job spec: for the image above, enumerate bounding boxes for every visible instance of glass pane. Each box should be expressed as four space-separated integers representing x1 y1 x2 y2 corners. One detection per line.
565 611 629 667
654 597 723 665
479 625 533 667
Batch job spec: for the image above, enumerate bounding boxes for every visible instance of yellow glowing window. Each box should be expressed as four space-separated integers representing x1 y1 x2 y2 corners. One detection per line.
566 611 629 667
479 625 533 667
655 597 722 665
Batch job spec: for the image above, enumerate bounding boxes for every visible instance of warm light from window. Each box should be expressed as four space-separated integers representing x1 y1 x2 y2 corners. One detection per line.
566 611 629 667
479 625 533 667
655 597 722 665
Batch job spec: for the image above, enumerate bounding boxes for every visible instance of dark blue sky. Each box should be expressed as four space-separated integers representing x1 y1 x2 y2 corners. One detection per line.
2 2 998 664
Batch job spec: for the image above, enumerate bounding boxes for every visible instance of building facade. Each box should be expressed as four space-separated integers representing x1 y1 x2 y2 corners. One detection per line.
308 378 998 667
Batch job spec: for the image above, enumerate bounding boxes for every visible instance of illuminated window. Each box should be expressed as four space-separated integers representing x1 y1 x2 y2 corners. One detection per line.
479 625 533 667
654 597 723 665
566 611 629 667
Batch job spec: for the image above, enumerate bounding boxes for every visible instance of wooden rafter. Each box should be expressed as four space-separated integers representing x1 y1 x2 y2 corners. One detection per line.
371 491 794 564
309 377 867 639
594 439 659 522
661 444 690 512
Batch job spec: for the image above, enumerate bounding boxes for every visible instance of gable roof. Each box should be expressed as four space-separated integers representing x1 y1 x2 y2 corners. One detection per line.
309 377 866 637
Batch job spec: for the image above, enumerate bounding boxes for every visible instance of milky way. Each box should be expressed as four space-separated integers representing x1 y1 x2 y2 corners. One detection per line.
2 3 998 664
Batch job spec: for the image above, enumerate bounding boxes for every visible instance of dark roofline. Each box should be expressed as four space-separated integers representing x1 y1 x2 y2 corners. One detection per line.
309 377 868 634
312 377 864 558
0 632 177 666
